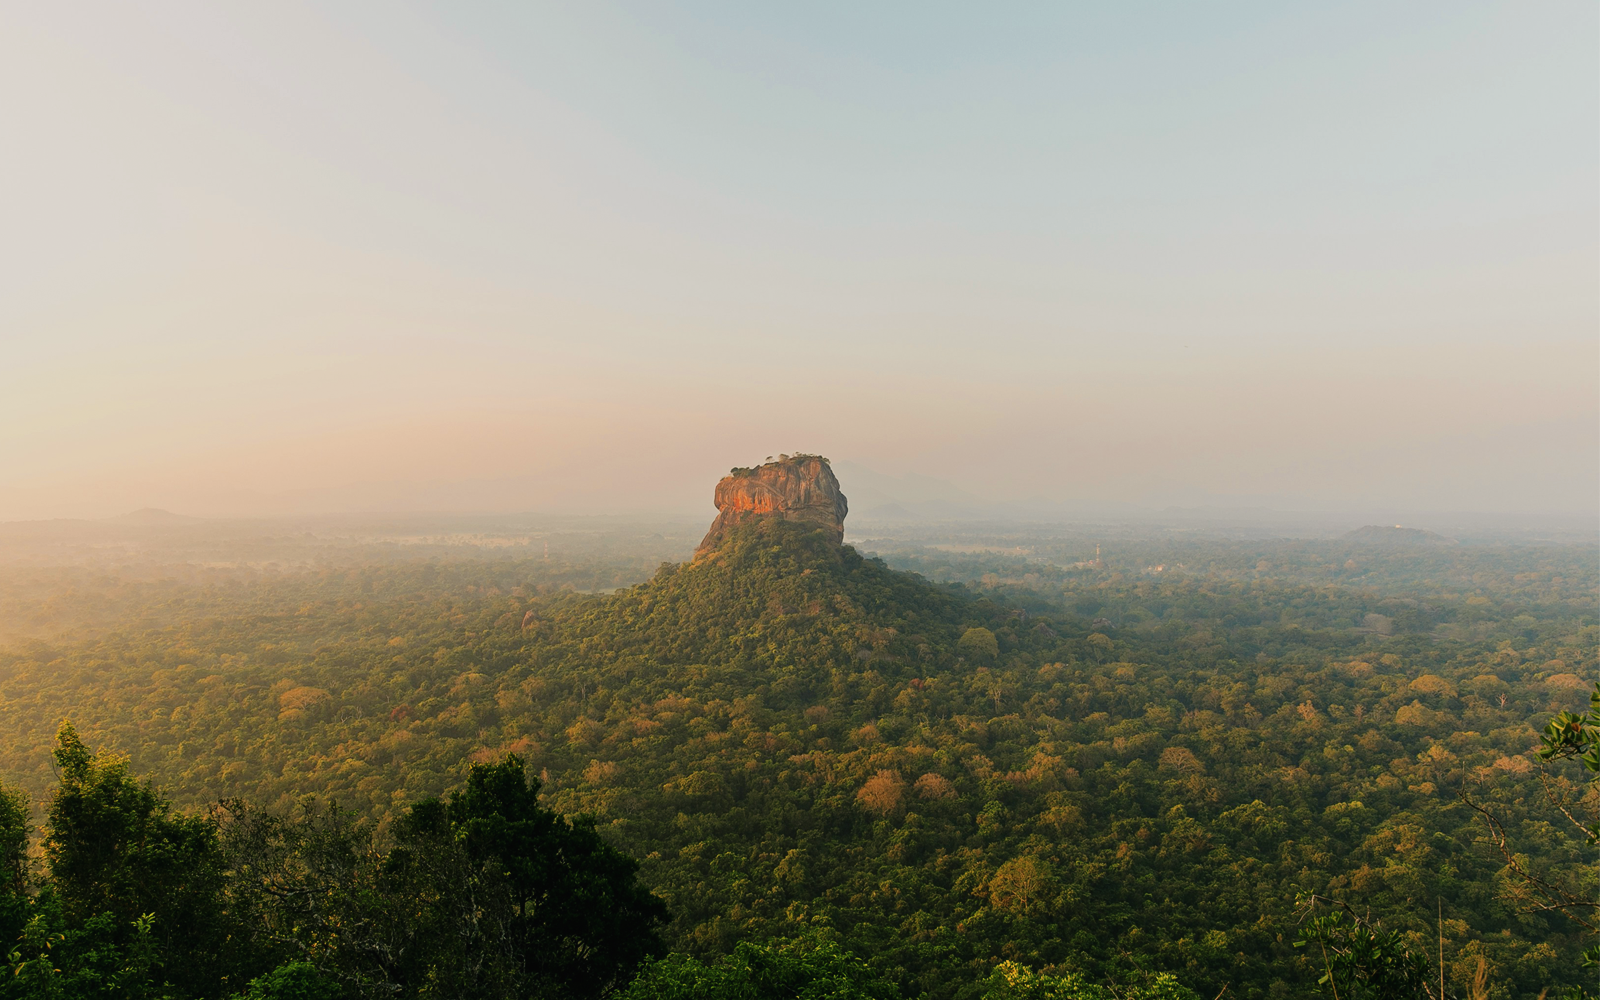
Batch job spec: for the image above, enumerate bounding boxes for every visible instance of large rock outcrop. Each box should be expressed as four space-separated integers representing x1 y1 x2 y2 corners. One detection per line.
696 455 848 555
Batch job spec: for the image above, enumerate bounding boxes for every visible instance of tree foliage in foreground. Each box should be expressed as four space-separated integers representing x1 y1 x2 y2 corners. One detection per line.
0 729 663 999
618 938 900 1000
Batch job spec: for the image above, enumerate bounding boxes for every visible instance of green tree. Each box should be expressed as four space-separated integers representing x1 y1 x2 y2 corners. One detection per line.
404 754 667 998
1459 683 1600 975
0 782 32 986
227 962 342 1000
0 782 25 898
957 627 999 662
982 962 1201 1000
619 939 899 1000
222 755 664 999
43 723 237 998
3 896 163 1000
1293 900 1432 1000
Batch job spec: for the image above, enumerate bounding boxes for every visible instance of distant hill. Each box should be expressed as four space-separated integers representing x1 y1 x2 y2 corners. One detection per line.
112 507 201 524
1342 524 1457 545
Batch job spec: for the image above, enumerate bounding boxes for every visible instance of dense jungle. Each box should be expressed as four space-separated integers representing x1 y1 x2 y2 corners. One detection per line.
0 514 1594 999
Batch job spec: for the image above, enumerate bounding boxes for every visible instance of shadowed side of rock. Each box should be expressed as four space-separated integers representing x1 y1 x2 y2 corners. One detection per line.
696 455 848 555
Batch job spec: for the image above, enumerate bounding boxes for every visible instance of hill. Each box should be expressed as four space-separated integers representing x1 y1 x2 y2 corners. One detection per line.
113 507 202 525
1342 524 1458 546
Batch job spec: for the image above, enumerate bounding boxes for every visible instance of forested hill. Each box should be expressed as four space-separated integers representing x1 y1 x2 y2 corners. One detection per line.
546 518 971 700
0 521 1593 998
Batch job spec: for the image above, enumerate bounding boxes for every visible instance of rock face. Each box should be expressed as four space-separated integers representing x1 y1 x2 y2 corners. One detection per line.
696 455 848 555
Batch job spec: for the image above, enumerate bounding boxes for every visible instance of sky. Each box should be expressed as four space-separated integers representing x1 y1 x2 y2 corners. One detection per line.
2 2 1595 521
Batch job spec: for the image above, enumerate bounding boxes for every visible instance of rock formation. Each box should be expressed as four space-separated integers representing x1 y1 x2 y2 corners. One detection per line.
696 455 848 555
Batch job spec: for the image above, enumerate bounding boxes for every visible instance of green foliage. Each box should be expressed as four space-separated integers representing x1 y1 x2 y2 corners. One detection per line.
42 723 238 997
0 728 665 999
220 755 663 999
1531 682 1600 964
365 755 665 998
46 723 219 922
957 627 999 662
2 891 163 1000
227 963 341 1000
0 520 1593 997
619 938 898 1000
0 780 28 958
0 782 25 897
1293 901 1430 999
982 962 1200 1000
1539 684 1600 781
429 755 667 995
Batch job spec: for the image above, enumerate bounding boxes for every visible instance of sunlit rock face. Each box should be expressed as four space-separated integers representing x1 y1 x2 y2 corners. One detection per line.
696 455 848 554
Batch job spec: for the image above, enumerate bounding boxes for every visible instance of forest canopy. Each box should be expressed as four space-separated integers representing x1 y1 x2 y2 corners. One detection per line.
0 517 1593 998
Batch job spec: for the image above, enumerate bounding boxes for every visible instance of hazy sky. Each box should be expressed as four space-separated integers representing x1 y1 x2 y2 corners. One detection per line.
3 2 1595 520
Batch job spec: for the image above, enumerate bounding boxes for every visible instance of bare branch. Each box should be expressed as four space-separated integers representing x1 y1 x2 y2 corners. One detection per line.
1537 769 1599 845
1457 788 1599 933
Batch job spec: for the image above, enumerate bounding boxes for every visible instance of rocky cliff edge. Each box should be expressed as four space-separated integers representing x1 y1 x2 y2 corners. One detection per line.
696 455 848 555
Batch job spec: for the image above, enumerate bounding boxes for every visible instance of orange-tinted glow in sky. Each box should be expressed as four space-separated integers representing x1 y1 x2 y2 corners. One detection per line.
2 3 1595 519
